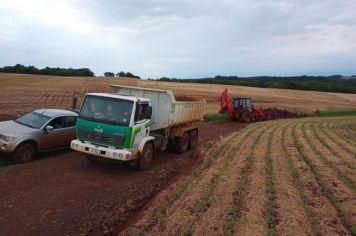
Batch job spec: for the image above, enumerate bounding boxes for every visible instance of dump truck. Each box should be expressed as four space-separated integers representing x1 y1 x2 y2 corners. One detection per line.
70 85 205 170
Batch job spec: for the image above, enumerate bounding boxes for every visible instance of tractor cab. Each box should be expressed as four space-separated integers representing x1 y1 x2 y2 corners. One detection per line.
232 97 252 112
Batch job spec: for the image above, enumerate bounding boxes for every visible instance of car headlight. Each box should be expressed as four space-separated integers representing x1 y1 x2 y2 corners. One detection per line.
0 134 17 142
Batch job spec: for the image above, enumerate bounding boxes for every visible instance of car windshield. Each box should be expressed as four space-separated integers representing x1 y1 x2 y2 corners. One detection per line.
15 112 51 129
79 95 133 126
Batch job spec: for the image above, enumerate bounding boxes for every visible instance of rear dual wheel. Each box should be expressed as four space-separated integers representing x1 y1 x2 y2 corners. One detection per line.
172 129 198 154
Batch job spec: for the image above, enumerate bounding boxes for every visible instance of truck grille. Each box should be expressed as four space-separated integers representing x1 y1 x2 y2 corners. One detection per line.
78 129 124 147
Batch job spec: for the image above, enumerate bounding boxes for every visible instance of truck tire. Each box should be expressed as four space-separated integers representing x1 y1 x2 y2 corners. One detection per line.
188 129 198 150
175 132 189 154
12 143 36 163
136 142 154 171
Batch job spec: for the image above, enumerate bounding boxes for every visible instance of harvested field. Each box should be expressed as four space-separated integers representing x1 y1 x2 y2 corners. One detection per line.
1 73 356 121
120 116 356 236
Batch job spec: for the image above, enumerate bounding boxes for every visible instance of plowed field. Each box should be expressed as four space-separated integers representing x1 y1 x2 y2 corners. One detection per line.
120 116 356 236
1 73 356 121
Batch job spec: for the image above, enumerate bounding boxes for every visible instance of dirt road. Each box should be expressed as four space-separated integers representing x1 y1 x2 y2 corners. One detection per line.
0 122 244 236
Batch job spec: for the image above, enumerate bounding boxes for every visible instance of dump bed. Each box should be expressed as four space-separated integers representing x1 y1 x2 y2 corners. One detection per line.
110 84 205 131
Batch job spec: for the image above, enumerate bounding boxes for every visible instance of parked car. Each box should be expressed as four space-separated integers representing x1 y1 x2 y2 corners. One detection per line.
0 109 78 163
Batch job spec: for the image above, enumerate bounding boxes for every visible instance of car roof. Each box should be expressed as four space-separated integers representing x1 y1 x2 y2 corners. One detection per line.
34 109 78 118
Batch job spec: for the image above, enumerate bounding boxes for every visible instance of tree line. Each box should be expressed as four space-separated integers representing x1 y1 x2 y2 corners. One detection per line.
0 64 94 77
156 75 356 94
104 71 141 79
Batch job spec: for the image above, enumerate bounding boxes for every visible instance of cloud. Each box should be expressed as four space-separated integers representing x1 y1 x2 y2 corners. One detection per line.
0 0 355 77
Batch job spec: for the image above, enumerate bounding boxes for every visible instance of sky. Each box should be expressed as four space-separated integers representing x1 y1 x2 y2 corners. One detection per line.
0 0 356 78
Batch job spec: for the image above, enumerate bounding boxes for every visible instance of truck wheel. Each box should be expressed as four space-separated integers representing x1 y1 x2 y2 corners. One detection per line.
188 130 198 150
136 142 154 171
175 132 189 154
12 143 36 163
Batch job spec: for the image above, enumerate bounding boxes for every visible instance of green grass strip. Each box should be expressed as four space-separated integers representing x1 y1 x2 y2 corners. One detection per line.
224 126 268 236
302 123 355 190
265 125 279 236
281 122 318 236
192 123 268 213
132 123 263 235
292 124 356 236
310 123 355 169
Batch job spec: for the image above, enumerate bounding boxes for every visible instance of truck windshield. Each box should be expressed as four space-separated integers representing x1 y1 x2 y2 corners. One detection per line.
79 95 133 126
15 112 51 129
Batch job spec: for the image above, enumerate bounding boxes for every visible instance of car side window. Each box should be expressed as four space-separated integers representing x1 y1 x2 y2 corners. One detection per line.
63 116 77 128
48 117 64 129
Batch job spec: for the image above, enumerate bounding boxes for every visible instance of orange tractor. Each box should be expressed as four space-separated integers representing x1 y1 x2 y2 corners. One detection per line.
219 89 296 122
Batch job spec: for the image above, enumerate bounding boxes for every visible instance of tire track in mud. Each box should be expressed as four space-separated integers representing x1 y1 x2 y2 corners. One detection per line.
291 123 354 235
122 124 263 235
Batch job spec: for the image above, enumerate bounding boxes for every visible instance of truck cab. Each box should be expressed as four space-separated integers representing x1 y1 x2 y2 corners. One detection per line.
71 93 154 170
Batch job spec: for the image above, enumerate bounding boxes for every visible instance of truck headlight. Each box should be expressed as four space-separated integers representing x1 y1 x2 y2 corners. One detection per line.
1 135 16 142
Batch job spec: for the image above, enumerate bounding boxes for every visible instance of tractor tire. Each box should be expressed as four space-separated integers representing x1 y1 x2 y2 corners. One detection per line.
188 129 198 150
241 112 252 123
175 132 189 154
136 142 154 171
11 142 36 163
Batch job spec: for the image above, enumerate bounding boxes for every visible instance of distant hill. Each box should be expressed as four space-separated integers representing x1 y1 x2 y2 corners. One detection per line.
156 75 356 94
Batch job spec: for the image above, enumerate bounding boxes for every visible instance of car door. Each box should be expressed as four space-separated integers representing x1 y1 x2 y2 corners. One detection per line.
40 116 76 149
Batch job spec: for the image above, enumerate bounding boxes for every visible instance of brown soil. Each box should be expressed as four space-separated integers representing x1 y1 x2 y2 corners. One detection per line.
0 122 244 236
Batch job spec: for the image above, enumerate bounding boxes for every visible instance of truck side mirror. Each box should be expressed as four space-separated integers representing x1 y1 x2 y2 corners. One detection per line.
145 106 152 119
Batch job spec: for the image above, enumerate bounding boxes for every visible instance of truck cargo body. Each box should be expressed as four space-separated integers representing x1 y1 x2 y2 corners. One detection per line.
71 85 205 170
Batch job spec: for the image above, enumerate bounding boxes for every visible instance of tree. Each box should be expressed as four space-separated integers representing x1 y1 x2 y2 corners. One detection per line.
116 71 126 77
104 72 115 77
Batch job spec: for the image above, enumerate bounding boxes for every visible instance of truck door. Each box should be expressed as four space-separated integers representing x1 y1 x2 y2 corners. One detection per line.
132 103 150 148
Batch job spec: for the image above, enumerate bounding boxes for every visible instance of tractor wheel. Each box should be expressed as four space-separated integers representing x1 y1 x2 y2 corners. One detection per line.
175 132 189 154
136 142 154 171
188 129 198 150
241 112 252 123
12 142 36 163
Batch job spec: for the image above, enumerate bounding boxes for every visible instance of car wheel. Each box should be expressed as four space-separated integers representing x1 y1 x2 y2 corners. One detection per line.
12 143 36 163
136 142 154 171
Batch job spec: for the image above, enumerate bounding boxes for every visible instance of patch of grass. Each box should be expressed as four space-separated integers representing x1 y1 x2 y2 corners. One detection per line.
281 122 318 236
224 127 267 236
292 124 355 235
265 126 278 236
302 123 355 191
310 123 355 170
192 124 263 213
131 125 260 234
203 113 229 122
314 108 356 117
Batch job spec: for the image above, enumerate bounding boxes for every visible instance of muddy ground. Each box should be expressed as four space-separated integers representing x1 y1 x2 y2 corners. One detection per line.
0 122 245 236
